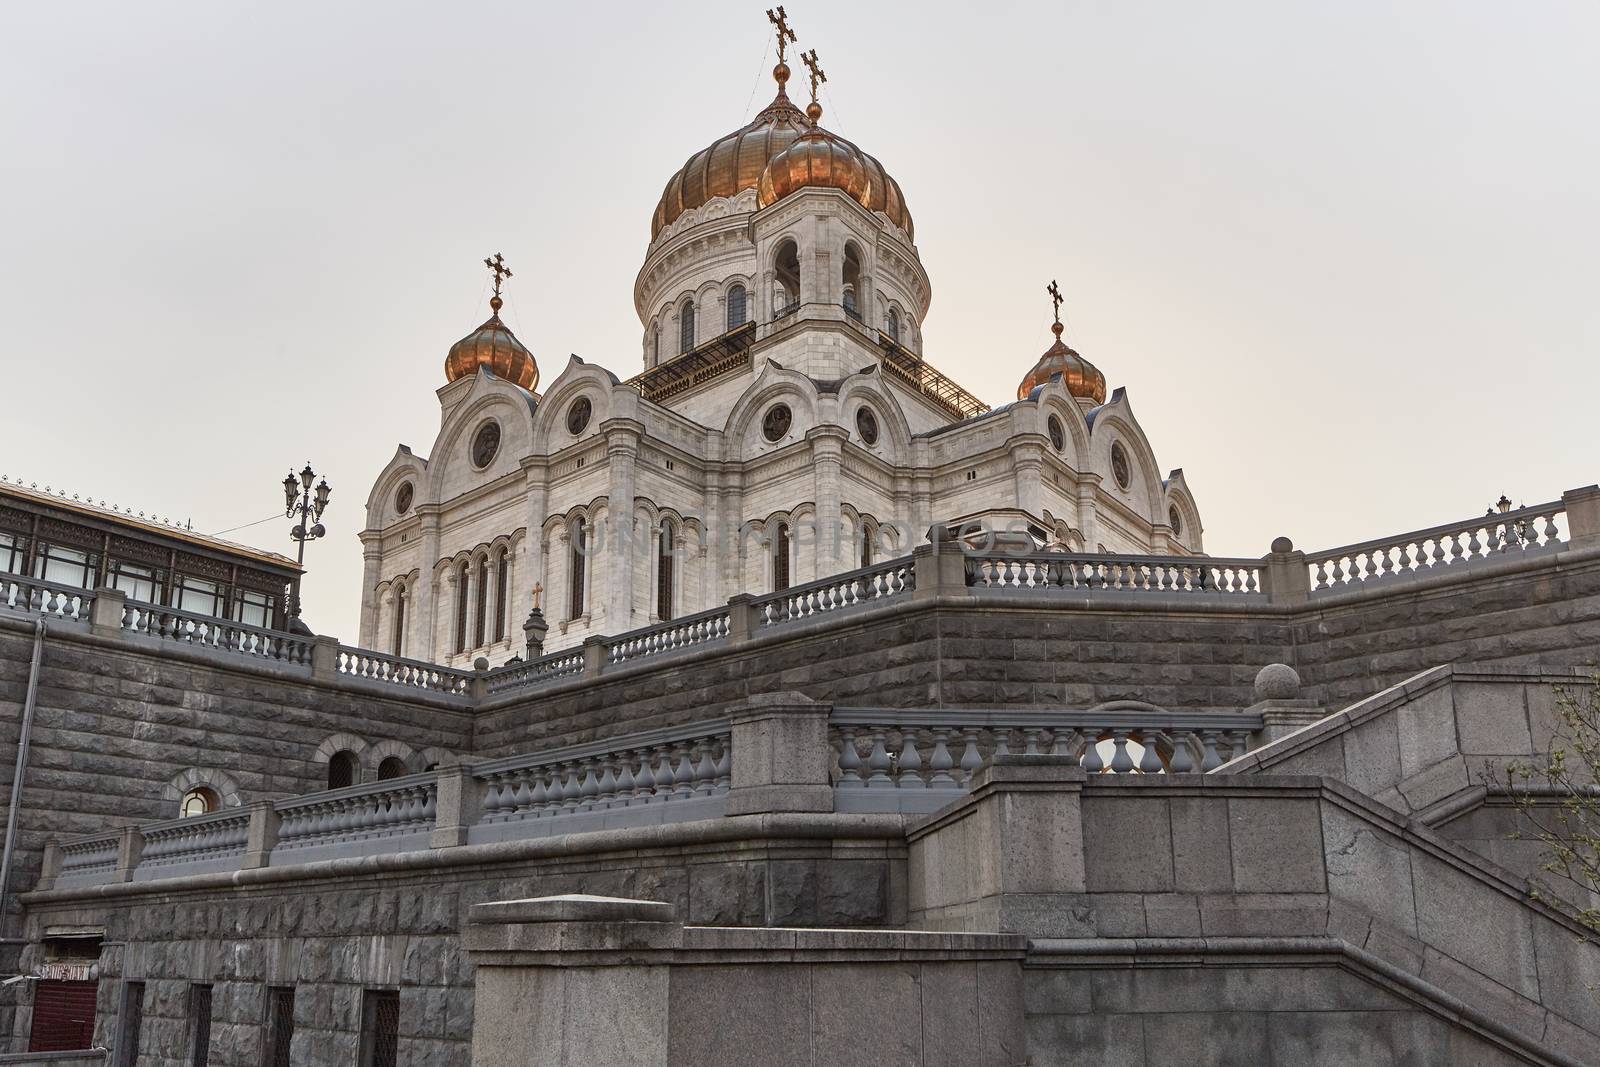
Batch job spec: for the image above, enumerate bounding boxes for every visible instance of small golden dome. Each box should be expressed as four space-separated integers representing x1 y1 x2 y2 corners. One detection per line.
757 126 871 210
1018 323 1106 405
444 295 539 392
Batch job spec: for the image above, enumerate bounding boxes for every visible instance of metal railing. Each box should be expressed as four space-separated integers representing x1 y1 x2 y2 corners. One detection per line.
1306 500 1567 594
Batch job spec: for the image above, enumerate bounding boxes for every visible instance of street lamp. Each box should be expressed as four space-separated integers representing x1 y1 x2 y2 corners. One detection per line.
283 461 331 631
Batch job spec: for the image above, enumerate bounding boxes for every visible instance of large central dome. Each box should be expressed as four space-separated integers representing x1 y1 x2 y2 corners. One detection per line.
651 63 913 241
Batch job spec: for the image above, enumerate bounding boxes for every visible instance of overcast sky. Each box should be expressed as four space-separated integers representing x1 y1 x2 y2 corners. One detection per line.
2 1 1595 642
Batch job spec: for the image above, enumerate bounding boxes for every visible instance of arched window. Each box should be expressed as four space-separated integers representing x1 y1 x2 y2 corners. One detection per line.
679 300 696 352
843 244 862 320
494 547 509 642
774 240 800 314
773 520 790 592
657 521 675 621
391 582 406 657
652 324 661 366
569 517 587 619
887 307 901 344
376 757 408 781
454 561 470 654
474 554 489 649
328 751 359 790
179 786 219 818
861 522 875 568
726 285 747 330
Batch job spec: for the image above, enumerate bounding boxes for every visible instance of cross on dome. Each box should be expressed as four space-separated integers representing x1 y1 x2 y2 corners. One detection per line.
766 6 797 63
484 252 513 312
801 48 827 125
1047 279 1064 327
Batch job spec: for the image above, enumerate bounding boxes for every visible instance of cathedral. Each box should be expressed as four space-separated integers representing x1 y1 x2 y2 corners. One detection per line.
356 31 1203 667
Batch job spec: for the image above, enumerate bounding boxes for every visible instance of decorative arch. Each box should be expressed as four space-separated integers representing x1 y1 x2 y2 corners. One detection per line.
366 739 420 777
162 767 243 814
425 383 534 502
722 363 821 456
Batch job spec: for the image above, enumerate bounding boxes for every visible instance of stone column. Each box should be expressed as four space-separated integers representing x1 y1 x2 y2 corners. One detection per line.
1009 440 1045 520
1563 484 1600 547
1075 475 1102 551
726 692 834 816
415 507 443 661
242 801 281 870
808 425 848 578
430 763 481 848
357 534 383 648
1262 536 1310 606
604 419 644 629
912 525 968 599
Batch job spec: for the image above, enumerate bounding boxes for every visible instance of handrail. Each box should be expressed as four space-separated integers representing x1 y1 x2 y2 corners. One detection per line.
749 556 915 626
0 575 93 622
608 604 731 665
121 600 312 664
336 645 473 694
966 551 1264 596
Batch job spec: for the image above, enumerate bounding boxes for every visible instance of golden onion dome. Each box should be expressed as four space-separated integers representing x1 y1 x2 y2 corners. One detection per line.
652 64 914 241
652 63 812 240
444 294 539 392
1018 322 1107 405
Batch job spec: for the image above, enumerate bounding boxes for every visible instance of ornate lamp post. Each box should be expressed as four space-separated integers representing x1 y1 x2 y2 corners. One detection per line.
282 462 331 631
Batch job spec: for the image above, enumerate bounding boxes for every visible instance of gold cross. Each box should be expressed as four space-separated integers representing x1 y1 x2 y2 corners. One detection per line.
1047 279 1063 326
767 6 797 62
484 253 513 299
802 48 827 104
530 581 543 611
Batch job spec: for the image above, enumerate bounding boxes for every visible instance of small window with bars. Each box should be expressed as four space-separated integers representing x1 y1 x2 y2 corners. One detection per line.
359 989 400 1067
263 986 295 1067
189 984 213 1067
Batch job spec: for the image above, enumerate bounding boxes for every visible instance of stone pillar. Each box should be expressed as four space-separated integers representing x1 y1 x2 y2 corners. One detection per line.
1075 475 1101 551
242 801 280 870
582 636 606 678
310 635 339 681
808 426 848 578
1563 484 1600 547
912 524 967 600
114 826 144 883
604 419 644 629
906 756 1087 935
726 692 834 816
1262 536 1310 606
725 594 756 644
1009 440 1045 519
357 536 383 648
37 842 62 891
430 763 481 848
416 508 442 661
89 587 126 638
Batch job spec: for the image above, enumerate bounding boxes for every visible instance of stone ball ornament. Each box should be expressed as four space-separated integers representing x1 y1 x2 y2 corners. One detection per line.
1253 663 1302 701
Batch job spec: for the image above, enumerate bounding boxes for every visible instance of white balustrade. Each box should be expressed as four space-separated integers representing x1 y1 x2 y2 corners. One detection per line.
966 553 1263 597
483 649 586 695
1306 501 1567 593
0 576 93 621
121 603 312 664
609 607 731 665
752 558 916 627
336 646 473 694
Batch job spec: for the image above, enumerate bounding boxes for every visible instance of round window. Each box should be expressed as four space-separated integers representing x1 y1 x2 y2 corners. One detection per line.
567 396 593 436
1047 415 1065 452
762 404 793 443
1111 442 1131 490
471 421 501 468
856 406 879 445
1169 506 1183 536
394 482 413 515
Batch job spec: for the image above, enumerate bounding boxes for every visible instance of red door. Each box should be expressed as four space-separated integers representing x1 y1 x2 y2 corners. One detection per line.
28 980 98 1052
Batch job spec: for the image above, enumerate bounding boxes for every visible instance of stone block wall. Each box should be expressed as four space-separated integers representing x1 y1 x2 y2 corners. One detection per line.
12 814 905 1061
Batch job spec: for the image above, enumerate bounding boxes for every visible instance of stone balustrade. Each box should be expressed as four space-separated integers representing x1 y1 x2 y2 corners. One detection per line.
1305 499 1568 594
965 552 1263 598
607 605 730 665
830 707 1262 814
335 645 473 694
53 833 119 888
750 557 916 627
135 808 251 877
274 774 439 860
121 601 312 664
0 574 93 621
468 721 731 843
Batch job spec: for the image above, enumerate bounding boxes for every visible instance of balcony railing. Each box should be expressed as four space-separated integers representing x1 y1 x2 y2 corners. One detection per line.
122 601 313 664
1305 500 1568 595
0 575 94 622
967 552 1264 599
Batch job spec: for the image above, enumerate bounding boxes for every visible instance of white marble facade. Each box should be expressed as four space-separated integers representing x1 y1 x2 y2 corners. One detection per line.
358 95 1202 668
